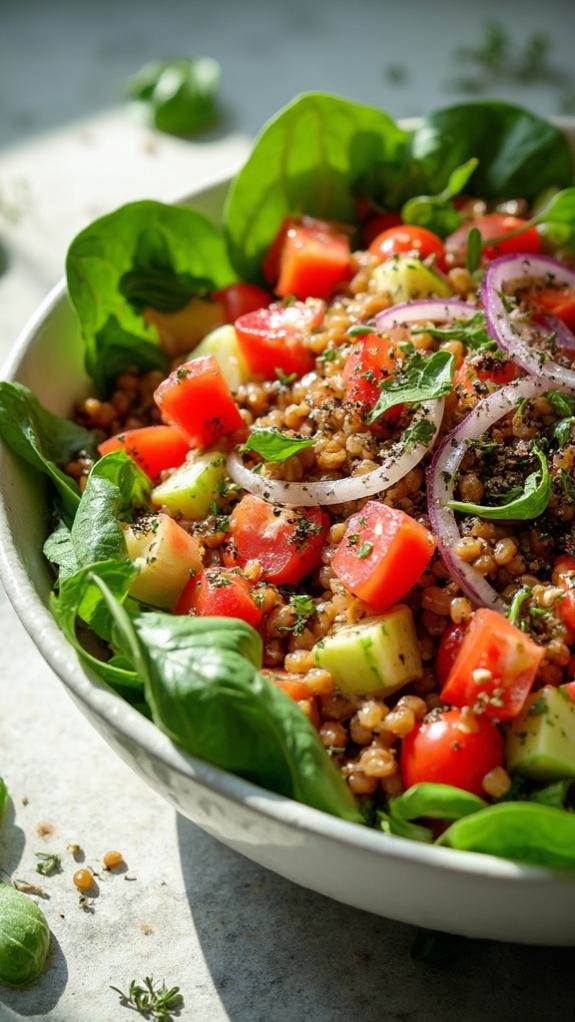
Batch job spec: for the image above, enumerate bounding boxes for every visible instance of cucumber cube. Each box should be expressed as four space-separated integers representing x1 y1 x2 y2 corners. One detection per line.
507 685 575 781
190 324 249 391
152 451 226 519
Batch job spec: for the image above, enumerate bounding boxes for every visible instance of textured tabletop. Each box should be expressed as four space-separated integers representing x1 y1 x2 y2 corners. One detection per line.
1 2 575 1019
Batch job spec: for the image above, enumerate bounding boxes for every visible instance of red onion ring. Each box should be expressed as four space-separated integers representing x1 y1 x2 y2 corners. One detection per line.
482 254 575 388
427 376 551 612
375 298 478 332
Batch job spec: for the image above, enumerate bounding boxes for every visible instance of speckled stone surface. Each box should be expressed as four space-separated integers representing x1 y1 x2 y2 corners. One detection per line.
2 2 575 1018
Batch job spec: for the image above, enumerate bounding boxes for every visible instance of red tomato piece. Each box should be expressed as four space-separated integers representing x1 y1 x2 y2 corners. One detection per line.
174 567 263 627
440 608 544 720
361 212 403 248
224 494 328 585
213 283 272 323
553 556 575 631
533 286 575 332
446 214 542 263
332 500 436 613
263 216 352 301
454 356 518 397
343 334 403 424
561 681 575 704
98 425 189 483
154 354 245 448
401 708 504 797
369 225 446 270
235 299 324 380
436 621 469 687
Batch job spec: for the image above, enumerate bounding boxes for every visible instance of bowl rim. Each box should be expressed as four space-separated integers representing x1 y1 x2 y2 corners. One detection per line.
1 168 574 891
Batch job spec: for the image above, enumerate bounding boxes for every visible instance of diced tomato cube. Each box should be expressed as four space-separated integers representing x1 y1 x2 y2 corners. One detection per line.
235 299 324 380
533 286 575 332
435 620 469 687
98 425 189 483
343 334 403 423
454 356 518 398
262 670 320 727
332 501 436 612
263 216 352 300
553 556 575 631
174 567 263 627
154 354 245 448
440 608 544 720
224 494 328 585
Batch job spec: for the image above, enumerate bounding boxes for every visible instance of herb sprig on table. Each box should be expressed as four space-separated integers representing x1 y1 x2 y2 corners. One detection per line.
110 976 183 1021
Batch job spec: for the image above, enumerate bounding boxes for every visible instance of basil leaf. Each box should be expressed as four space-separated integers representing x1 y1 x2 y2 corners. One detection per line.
90 575 360 822
242 428 316 463
389 783 487 822
66 200 235 394
377 810 433 843
0 382 96 526
401 158 478 237
534 186 575 227
224 92 411 282
368 350 455 425
128 57 220 137
466 226 482 274
438 802 575 869
448 446 550 521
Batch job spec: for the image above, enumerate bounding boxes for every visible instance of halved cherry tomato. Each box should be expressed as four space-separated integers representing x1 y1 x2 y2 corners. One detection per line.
401 708 504 797
98 425 189 483
440 608 544 720
533 286 575 332
213 283 272 323
154 354 245 448
262 670 320 727
361 212 403 248
224 494 328 585
436 621 469 687
174 567 263 627
561 681 575 704
264 216 352 300
342 334 403 423
369 225 446 270
454 355 518 397
446 214 542 263
332 501 436 613
553 556 575 631
235 299 324 379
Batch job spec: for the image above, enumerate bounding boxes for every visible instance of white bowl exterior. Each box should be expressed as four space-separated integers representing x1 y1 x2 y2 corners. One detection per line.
2 169 575 946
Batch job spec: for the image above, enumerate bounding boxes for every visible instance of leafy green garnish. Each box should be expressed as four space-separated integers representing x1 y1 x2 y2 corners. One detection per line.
111 975 183 1021
413 311 496 353
401 158 478 237
377 810 432 843
368 350 455 425
128 56 220 137
507 586 531 628
289 594 317 636
402 418 437 451
0 382 96 526
66 200 235 394
35 853 61 877
275 368 298 385
466 226 482 275
357 541 373 559
448 446 550 521
389 783 487 822
548 390 575 418
241 428 315 463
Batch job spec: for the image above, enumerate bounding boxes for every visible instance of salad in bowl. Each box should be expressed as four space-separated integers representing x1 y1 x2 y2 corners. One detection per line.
3 93 575 872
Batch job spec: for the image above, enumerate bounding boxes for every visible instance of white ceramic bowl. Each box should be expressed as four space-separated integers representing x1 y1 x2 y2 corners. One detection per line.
2 167 575 947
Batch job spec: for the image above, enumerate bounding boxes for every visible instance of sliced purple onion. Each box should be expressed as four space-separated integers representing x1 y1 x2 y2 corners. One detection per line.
427 377 550 612
228 399 444 507
536 313 575 358
482 254 575 388
375 298 478 332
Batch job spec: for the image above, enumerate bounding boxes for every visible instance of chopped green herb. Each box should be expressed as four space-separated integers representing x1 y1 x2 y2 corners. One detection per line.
402 419 437 451
466 226 482 275
413 311 496 353
111 976 183 1020
241 428 315 463
275 368 298 386
35 852 61 877
357 541 373 559
448 446 550 521
368 350 455 425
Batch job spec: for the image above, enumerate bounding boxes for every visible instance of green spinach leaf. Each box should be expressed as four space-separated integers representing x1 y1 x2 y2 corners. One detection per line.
66 200 235 394
43 518 78 584
92 575 361 822
128 57 220 137
411 101 573 200
224 92 411 282
389 783 487 822
377 810 433 843
70 451 150 569
438 801 575 869
448 446 550 521
0 382 96 526
401 158 478 237
368 350 455 425
241 428 316 463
